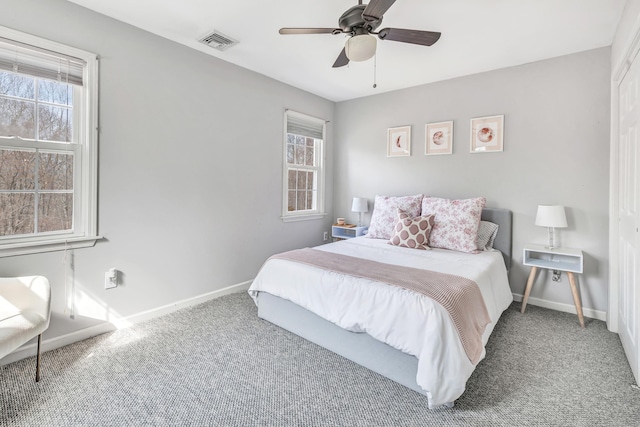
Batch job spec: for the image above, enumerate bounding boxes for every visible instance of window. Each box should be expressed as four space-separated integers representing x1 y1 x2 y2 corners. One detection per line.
282 110 326 222
0 27 99 256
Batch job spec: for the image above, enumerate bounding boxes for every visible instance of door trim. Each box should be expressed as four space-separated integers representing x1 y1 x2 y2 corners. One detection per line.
609 18 640 332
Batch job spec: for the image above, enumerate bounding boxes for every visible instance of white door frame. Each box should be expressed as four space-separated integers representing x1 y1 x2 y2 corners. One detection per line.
609 20 640 332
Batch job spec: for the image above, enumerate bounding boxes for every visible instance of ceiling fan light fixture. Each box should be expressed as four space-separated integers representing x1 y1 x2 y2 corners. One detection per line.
345 34 377 62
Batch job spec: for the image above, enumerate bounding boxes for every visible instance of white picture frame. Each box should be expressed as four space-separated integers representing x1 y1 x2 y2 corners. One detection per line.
387 126 411 157
425 121 453 155
470 115 504 153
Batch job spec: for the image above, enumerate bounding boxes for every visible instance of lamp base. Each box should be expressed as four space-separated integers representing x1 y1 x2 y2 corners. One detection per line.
546 227 557 250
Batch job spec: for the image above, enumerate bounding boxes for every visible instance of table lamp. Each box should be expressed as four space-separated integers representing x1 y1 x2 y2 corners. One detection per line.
535 205 567 250
351 197 368 227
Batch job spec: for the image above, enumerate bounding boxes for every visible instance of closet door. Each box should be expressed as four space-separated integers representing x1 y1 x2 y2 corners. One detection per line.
618 52 640 383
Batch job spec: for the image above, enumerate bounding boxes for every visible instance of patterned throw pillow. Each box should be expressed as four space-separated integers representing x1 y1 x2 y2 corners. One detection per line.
421 197 486 253
477 221 499 251
367 194 424 240
389 210 435 250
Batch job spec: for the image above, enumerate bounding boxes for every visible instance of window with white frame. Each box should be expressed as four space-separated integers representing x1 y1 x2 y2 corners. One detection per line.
0 27 99 256
282 110 326 222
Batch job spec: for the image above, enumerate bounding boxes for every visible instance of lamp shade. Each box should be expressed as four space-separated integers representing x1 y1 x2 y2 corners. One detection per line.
351 197 368 213
535 205 567 228
345 34 376 62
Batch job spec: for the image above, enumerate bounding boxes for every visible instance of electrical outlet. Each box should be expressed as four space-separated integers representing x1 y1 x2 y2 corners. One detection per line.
105 268 118 289
323 231 329 241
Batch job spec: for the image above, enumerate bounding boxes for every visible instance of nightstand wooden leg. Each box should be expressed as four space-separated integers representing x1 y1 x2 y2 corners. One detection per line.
521 266 538 313
567 272 585 328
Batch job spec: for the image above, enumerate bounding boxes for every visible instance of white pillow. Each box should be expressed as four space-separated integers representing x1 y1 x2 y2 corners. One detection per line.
367 195 424 240
421 197 486 253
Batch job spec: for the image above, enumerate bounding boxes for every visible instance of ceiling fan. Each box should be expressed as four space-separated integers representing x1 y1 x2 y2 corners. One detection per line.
279 0 441 68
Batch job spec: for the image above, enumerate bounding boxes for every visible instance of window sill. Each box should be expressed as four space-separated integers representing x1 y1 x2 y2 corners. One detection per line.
281 212 327 223
0 236 103 258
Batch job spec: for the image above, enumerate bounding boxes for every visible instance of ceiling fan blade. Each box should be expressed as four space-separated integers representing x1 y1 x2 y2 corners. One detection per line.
279 28 340 35
332 48 349 68
377 28 441 46
362 0 397 22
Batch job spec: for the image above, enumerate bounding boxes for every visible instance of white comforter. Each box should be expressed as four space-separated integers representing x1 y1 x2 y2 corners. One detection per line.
248 237 513 407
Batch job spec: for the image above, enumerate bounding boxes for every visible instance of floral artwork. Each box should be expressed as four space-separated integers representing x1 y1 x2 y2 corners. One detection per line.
387 126 411 157
470 115 504 153
425 121 453 155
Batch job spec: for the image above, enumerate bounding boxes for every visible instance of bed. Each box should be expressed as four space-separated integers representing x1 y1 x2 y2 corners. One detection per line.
249 199 513 409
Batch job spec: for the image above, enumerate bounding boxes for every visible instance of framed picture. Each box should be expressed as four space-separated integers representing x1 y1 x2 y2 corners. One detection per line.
387 126 411 157
470 115 504 153
425 121 453 155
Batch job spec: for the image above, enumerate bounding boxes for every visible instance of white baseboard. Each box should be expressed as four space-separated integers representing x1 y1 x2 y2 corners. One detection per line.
512 293 607 322
1 280 252 366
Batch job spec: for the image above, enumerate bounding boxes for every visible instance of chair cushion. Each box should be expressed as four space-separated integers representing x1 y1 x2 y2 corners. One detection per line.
0 311 49 359
0 276 51 360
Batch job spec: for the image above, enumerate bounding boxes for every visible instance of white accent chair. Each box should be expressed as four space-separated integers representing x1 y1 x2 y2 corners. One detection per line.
0 276 51 381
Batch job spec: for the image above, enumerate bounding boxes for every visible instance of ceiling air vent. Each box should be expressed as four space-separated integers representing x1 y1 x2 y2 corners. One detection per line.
198 30 238 51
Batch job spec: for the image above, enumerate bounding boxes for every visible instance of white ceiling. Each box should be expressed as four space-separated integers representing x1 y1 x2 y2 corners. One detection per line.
67 0 626 102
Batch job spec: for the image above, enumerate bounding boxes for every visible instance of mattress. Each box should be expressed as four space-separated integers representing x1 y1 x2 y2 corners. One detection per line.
248 236 513 407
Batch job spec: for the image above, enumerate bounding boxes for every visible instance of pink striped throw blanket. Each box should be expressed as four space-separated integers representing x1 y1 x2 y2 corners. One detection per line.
270 248 491 364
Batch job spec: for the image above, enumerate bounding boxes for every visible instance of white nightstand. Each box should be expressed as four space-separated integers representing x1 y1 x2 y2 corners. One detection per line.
332 224 367 240
521 244 585 327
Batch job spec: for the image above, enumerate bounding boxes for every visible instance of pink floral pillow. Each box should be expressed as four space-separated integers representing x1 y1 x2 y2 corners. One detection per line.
367 194 424 239
389 210 435 250
421 197 486 253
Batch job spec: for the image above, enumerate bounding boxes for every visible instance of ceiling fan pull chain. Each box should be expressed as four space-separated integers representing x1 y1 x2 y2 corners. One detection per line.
373 52 377 88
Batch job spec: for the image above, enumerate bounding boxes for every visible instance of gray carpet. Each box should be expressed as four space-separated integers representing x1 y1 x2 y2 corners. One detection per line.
1 292 638 426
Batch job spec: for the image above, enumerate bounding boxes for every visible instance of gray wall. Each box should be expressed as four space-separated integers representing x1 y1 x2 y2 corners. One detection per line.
0 0 334 338
334 47 611 313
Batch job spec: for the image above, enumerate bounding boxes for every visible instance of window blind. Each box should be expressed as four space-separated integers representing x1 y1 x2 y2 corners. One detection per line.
0 37 84 86
286 110 325 140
